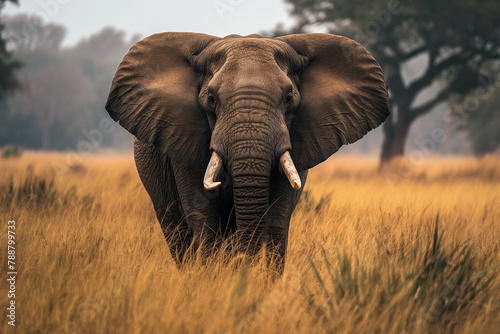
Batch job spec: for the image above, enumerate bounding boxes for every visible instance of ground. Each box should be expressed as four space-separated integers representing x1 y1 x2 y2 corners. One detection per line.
0 152 499 333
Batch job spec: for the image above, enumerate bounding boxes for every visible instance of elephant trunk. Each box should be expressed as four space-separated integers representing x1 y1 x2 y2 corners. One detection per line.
229 134 273 252
206 98 299 252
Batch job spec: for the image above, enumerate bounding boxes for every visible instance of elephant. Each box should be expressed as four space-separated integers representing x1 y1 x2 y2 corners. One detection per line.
105 32 389 271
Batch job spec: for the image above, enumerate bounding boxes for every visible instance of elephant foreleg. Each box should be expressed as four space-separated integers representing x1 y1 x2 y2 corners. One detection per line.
134 138 192 264
171 161 222 253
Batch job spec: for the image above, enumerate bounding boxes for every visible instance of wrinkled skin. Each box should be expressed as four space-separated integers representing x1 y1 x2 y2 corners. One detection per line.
106 32 390 271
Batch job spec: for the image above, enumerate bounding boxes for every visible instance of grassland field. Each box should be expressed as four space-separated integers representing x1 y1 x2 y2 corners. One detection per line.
0 152 499 333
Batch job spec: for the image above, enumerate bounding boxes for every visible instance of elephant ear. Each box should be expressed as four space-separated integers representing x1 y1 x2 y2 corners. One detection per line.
277 33 390 171
105 32 220 171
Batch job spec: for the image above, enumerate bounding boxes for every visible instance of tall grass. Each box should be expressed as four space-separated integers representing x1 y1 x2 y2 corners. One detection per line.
0 152 498 333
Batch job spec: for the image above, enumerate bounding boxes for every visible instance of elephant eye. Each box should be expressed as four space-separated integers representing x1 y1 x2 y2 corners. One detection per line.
285 93 294 106
207 94 217 109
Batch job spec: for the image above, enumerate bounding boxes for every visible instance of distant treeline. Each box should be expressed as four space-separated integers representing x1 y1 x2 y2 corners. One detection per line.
0 14 139 152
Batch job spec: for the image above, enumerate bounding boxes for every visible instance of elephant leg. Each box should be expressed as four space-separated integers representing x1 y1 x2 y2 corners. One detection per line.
134 138 192 265
267 168 308 273
171 161 222 253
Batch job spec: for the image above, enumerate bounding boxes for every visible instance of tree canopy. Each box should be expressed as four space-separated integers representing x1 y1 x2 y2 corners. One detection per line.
3 13 66 51
280 0 500 160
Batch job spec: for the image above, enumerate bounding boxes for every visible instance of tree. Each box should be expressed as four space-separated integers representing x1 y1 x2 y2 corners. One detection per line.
0 0 22 100
8 62 95 149
70 26 140 63
2 13 66 51
277 0 500 163
1 24 136 150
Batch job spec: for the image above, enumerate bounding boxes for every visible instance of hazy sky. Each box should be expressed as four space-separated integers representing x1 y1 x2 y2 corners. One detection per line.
3 0 295 46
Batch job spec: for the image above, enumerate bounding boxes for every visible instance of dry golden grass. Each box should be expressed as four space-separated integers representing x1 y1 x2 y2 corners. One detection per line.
0 152 499 333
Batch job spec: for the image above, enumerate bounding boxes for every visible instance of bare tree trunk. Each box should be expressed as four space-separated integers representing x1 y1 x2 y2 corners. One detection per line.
380 100 413 167
380 109 395 164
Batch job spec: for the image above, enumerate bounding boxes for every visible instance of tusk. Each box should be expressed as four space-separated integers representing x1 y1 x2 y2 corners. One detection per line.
280 151 301 190
204 151 223 190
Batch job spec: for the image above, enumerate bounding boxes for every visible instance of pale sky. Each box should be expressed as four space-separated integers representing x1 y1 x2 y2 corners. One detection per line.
3 0 295 46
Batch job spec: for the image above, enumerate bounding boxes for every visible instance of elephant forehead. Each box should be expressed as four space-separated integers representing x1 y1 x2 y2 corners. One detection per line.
213 55 291 94
191 37 304 92
222 38 274 52
208 38 306 74
195 38 278 67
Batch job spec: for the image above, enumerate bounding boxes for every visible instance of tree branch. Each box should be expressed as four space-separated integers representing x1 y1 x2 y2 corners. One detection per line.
407 48 477 95
411 86 456 116
399 45 427 61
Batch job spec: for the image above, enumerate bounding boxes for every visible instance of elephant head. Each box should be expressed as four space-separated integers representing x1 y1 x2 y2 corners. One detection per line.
106 32 389 246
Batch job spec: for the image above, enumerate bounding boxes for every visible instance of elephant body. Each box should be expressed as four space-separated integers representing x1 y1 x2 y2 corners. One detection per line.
134 138 306 264
106 32 390 270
